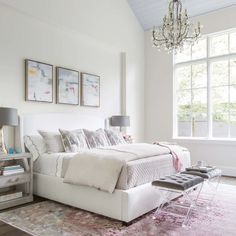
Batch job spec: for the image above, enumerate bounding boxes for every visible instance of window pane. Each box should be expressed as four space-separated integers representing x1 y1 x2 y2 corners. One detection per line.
176 66 191 90
177 90 191 137
192 88 207 110
212 87 229 138
192 117 208 137
212 86 229 113
230 32 236 53
192 38 207 60
192 63 207 88
192 88 207 137
178 114 191 137
175 44 191 63
177 90 191 112
213 113 229 138
230 85 236 114
230 59 236 85
210 34 228 56
211 60 228 87
230 112 236 138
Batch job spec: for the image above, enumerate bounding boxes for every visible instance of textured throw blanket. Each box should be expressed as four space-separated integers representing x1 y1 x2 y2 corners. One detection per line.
64 143 170 193
153 142 186 172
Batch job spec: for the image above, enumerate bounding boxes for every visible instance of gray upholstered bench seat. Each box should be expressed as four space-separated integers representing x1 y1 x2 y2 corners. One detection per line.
181 168 222 179
152 173 204 191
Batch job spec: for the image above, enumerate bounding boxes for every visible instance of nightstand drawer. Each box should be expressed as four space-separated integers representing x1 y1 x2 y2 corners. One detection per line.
0 173 30 188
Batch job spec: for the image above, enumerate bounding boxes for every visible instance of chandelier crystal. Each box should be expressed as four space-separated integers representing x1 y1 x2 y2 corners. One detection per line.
152 0 202 53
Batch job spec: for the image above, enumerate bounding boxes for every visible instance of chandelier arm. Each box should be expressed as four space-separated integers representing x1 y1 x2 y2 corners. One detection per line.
185 31 201 40
152 28 167 43
176 24 188 44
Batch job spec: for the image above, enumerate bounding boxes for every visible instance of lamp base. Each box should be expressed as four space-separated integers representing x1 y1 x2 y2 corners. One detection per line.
0 127 7 154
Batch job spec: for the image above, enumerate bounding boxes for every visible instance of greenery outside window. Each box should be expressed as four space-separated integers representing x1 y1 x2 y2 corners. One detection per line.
174 29 236 139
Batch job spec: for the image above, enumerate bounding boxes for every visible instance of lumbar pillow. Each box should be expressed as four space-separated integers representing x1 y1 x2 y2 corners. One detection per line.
24 135 47 161
83 129 111 148
104 129 126 145
38 130 64 153
59 129 89 152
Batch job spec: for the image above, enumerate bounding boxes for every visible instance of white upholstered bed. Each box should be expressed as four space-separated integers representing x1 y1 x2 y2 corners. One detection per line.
17 113 191 223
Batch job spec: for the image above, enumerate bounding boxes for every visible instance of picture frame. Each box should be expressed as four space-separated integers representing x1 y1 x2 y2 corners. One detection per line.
25 59 53 103
81 73 100 107
56 67 80 105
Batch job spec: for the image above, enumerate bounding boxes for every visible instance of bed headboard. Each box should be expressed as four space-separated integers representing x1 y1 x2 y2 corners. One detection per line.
15 113 106 152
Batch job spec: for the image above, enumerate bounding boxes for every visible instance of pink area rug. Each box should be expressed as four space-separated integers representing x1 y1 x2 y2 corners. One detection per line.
0 183 235 236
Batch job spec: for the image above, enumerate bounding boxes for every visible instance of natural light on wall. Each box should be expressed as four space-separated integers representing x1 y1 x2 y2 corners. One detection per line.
174 29 236 139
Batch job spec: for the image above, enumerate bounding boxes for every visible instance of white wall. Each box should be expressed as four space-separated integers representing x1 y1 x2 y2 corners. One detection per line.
145 6 236 176
0 0 145 146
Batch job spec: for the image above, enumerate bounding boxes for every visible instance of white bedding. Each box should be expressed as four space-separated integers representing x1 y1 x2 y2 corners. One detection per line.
33 144 191 191
64 143 172 193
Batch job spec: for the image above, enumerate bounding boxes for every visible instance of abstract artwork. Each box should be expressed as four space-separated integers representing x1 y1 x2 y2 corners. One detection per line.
56 67 79 105
81 73 100 107
25 59 53 103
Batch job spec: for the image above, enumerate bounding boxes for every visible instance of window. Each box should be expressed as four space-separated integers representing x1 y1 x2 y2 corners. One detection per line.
174 29 236 139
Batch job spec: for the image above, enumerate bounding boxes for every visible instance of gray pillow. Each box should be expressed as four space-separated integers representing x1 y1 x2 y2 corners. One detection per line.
59 129 89 152
83 129 111 148
38 130 64 153
104 129 126 145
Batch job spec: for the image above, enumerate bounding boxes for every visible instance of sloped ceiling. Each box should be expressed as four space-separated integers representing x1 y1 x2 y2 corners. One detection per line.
127 0 236 30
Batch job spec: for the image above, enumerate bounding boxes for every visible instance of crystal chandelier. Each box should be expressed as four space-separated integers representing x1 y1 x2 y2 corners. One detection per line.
152 0 201 53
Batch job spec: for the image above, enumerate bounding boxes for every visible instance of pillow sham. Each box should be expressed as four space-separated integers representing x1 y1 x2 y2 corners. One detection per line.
104 129 126 145
24 135 47 161
59 129 89 152
38 130 64 153
83 129 111 148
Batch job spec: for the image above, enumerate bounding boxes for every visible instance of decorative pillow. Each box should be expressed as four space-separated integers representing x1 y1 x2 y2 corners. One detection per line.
104 129 126 145
38 130 64 153
24 135 47 161
83 129 111 148
59 129 89 152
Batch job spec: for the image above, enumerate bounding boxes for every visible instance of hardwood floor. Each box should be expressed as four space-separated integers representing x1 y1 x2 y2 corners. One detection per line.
0 177 235 236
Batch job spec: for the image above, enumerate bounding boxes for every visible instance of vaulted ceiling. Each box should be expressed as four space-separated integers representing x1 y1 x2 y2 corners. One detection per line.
127 0 236 30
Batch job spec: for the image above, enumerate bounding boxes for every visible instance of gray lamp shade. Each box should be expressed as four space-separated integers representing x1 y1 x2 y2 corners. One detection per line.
0 107 18 127
111 116 130 127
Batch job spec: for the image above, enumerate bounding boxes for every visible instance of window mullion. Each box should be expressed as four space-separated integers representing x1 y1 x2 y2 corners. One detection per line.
207 36 212 139
228 59 231 138
190 64 193 137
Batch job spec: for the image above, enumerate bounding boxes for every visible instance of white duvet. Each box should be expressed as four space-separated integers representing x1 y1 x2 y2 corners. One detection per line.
64 143 171 193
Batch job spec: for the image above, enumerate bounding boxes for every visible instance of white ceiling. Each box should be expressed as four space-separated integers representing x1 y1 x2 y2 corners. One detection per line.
127 0 236 30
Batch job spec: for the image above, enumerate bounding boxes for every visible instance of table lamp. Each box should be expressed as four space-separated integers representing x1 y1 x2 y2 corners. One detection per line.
110 115 130 132
0 107 18 154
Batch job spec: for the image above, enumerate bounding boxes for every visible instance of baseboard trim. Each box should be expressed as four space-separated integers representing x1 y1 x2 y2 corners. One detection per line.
219 166 236 177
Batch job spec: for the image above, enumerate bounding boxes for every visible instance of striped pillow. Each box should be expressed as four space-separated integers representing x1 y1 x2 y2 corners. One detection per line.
104 129 126 145
83 129 111 148
38 130 65 153
59 129 89 152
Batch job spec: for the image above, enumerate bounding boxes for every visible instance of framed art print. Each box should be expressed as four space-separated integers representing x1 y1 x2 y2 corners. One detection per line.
25 59 53 103
56 67 80 105
81 73 100 107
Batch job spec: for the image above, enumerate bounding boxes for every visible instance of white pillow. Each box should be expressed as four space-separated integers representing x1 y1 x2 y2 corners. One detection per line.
104 129 126 145
24 135 47 161
83 129 111 148
38 130 64 153
59 129 89 152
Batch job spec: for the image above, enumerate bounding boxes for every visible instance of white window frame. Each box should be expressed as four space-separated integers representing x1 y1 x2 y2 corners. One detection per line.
173 28 236 142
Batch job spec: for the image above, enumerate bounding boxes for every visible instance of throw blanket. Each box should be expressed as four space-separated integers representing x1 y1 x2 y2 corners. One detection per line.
153 141 186 172
64 143 170 193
